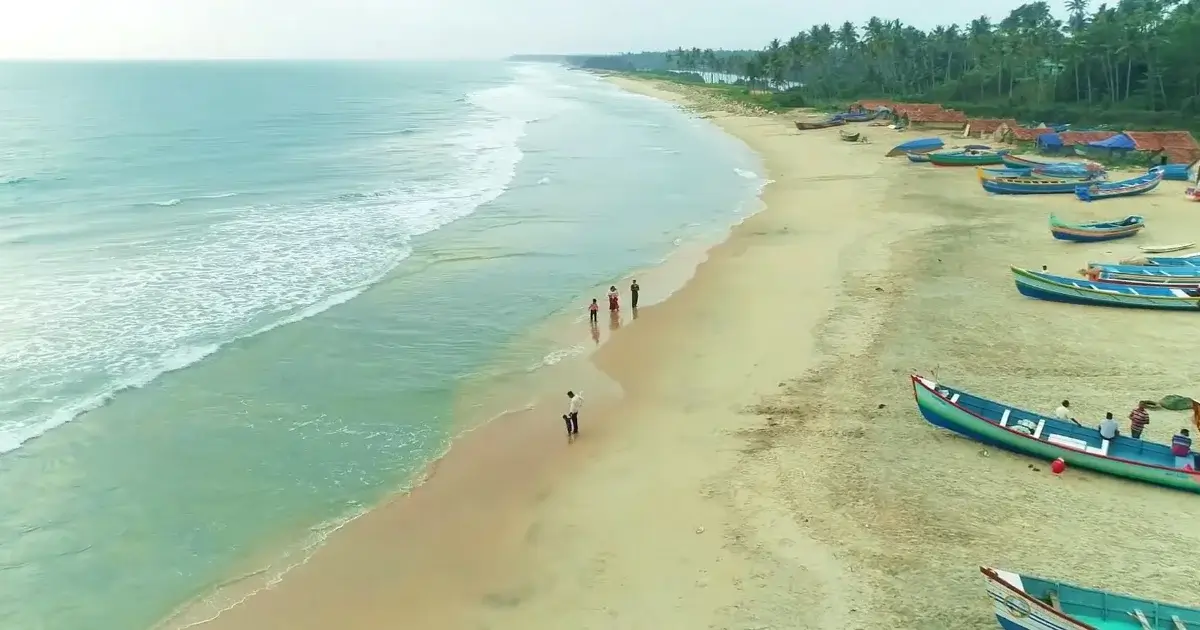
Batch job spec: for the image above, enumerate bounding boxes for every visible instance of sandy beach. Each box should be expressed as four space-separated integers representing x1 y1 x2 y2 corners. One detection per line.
186 76 1200 630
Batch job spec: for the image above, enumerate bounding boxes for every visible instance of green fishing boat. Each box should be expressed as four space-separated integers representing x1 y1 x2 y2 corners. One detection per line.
928 148 1011 166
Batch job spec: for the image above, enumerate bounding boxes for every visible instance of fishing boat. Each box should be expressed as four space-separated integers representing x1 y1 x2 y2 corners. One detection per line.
982 566 1200 630
1084 262 1200 283
1075 170 1163 202
885 137 943 157
1139 242 1194 254
795 119 846 131
906 152 932 163
1049 214 1144 241
1150 163 1195 181
912 374 1200 491
979 166 1033 178
1012 266 1200 310
929 148 1011 166
984 176 1084 195
839 130 861 142
832 110 880 123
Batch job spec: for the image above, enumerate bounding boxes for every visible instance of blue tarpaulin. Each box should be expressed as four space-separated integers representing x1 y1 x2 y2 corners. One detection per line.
1088 133 1136 149
1037 133 1063 150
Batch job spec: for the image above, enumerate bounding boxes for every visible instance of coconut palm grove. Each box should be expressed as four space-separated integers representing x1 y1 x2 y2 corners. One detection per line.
533 0 1200 128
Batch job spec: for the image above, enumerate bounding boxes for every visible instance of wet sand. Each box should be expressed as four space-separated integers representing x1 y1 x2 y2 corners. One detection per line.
187 77 1200 630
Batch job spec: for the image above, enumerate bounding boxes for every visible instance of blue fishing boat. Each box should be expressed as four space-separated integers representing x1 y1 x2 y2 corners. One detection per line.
886 137 943 157
1002 153 1104 174
906 152 932 163
1085 262 1200 283
1150 163 1194 181
1075 170 1163 201
980 166 1033 178
1012 266 1200 310
1141 254 1200 267
1049 214 1144 241
984 177 1082 195
913 375 1200 491
982 567 1200 630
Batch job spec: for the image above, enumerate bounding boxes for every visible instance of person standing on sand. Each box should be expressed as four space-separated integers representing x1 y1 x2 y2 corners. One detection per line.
630 279 640 309
588 298 599 324
1129 402 1150 439
562 390 582 440
607 286 619 311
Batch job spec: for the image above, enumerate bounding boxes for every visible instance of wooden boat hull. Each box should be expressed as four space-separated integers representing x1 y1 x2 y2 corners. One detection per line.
839 131 860 142
984 177 1081 195
1075 171 1163 201
1048 214 1144 242
929 149 1011 166
912 374 1200 491
794 119 845 131
1012 266 1200 310
886 137 944 157
982 567 1200 630
1087 262 1200 281
1139 242 1194 254
906 152 931 163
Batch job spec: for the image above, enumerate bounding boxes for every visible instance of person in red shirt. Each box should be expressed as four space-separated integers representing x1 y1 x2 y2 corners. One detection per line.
588 298 599 324
1129 402 1150 438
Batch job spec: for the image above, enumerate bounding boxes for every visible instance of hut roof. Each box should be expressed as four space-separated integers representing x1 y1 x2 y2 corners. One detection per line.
906 108 967 123
1057 131 1118 145
1124 131 1200 163
966 118 1019 134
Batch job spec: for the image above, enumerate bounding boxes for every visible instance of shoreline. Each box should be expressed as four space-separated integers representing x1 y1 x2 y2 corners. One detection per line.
153 79 769 630
173 74 1200 630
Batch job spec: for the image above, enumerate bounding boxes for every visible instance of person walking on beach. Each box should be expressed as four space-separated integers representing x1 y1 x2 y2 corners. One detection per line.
1129 402 1150 439
563 390 582 441
607 286 620 312
630 279 640 309
588 298 599 324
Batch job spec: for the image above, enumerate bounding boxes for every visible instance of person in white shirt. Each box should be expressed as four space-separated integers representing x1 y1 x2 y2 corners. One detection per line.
1054 400 1072 422
563 390 582 440
1098 412 1119 440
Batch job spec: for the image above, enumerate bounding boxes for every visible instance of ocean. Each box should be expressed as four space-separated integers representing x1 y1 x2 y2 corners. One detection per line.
0 60 763 630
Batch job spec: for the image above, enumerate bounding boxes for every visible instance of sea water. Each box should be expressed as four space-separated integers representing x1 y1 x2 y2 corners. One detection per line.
0 61 763 629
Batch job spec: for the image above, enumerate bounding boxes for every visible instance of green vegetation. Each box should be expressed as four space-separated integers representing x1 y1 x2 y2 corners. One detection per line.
575 0 1200 129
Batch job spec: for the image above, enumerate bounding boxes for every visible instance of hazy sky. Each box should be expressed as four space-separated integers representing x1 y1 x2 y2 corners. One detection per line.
0 0 1060 59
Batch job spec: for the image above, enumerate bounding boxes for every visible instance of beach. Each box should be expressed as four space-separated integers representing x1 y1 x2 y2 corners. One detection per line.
174 74 1200 629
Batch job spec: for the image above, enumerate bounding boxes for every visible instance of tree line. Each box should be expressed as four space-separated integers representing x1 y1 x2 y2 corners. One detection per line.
638 1 1200 126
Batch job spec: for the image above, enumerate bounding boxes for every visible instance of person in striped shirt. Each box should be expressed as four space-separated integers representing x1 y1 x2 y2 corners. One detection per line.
1129 402 1150 439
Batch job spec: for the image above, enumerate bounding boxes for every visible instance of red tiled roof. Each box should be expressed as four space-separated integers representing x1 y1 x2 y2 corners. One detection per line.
853 100 895 111
967 118 1019 134
907 108 967 123
1003 125 1046 141
892 103 940 116
1124 131 1200 163
1058 131 1117 145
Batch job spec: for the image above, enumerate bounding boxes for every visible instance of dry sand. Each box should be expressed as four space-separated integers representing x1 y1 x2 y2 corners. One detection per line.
185 76 1200 630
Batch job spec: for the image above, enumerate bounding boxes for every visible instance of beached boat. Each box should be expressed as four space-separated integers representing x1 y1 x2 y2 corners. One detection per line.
912 374 1200 491
1085 262 1200 283
984 176 1084 195
794 119 846 131
839 130 861 142
832 110 880 123
1150 163 1195 181
1075 170 1163 202
1012 266 1200 310
886 137 943 157
906 152 932 163
1139 242 1194 254
978 167 1099 182
982 566 1200 630
1002 153 1104 172
928 149 1011 166
1049 214 1144 242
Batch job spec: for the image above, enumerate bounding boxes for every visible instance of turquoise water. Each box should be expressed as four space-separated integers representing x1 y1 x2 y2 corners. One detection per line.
0 61 763 629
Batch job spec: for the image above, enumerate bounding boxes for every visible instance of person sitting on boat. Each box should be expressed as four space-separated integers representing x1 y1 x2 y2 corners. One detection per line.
1098 412 1119 440
1129 402 1150 439
1171 428 1194 469
1054 400 1073 422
